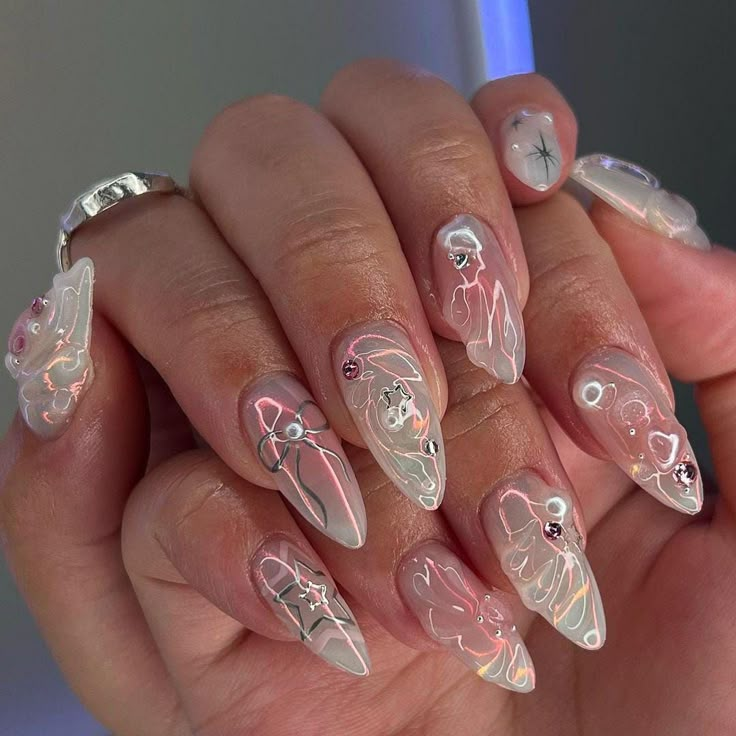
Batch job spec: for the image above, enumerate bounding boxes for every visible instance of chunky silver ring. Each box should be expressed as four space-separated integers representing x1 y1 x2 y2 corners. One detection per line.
55 171 180 272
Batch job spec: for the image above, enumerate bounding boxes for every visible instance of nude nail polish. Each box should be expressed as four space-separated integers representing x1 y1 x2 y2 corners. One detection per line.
243 374 367 549
253 536 370 677
502 109 562 191
482 473 606 650
335 321 445 510
434 215 525 384
397 542 534 692
572 347 703 514
5 257 95 439
570 154 710 250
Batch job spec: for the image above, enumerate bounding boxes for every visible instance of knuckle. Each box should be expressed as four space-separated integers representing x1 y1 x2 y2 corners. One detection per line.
406 122 480 175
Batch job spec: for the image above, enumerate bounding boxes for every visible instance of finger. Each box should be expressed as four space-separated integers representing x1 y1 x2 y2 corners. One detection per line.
69 192 366 548
472 73 577 202
191 94 447 510
0 315 187 736
581 163 736 509
307 339 604 655
517 191 704 516
121 450 372 736
321 58 528 385
124 449 536 699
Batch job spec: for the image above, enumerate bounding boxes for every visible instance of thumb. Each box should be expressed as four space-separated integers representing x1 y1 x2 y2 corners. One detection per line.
590 200 736 507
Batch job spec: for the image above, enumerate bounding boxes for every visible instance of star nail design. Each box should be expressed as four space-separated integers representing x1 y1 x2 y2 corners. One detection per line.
502 110 562 191
273 560 352 640
527 133 560 184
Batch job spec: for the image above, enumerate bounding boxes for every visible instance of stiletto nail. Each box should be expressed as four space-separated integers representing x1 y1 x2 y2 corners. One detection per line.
435 215 525 384
570 154 710 250
572 347 703 514
253 536 370 677
335 321 445 510
243 374 367 549
482 473 606 650
5 257 95 439
502 110 562 191
398 542 534 692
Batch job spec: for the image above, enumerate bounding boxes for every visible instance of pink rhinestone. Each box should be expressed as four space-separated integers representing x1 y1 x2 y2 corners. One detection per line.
30 297 45 315
10 333 25 355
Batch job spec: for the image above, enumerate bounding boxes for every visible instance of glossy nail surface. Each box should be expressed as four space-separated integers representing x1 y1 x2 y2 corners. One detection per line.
570 154 710 250
243 374 367 548
398 542 534 691
5 257 94 439
253 536 370 677
434 215 525 384
482 473 605 650
502 110 562 191
335 322 445 510
572 347 703 514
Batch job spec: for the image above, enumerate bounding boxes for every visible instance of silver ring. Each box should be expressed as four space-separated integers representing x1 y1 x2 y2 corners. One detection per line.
55 172 180 272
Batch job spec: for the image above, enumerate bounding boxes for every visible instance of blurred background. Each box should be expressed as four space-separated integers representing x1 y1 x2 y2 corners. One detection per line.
0 1 731 732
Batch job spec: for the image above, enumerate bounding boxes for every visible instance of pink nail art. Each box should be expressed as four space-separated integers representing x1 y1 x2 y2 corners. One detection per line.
253 536 370 677
398 542 534 692
572 347 703 514
243 374 367 548
335 321 445 510
434 215 525 384
4 258 94 439
482 473 605 650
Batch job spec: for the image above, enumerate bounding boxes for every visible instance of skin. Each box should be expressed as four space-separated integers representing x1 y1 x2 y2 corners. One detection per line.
1 62 735 735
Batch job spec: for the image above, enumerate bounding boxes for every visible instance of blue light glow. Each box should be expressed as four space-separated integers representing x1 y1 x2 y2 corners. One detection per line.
476 0 535 80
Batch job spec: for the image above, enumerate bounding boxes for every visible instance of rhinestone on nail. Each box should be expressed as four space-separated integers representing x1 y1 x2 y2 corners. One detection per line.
341 359 360 380
673 461 697 487
543 521 563 540
30 297 46 315
423 438 440 456
449 252 470 270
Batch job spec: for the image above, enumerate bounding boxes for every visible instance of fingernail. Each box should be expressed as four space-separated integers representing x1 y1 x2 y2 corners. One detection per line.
482 473 606 650
572 347 703 514
434 214 525 384
253 535 370 677
243 374 367 549
397 541 534 691
334 321 445 510
502 109 562 191
5 258 95 439
570 154 710 250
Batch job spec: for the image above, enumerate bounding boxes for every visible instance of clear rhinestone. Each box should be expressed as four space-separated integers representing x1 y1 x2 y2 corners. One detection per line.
673 461 697 487
423 438 440 456
450 252 470 270
342 359 359 380
543 521 563 540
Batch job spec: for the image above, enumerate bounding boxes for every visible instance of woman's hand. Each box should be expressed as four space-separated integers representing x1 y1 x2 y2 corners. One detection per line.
1 61 733 735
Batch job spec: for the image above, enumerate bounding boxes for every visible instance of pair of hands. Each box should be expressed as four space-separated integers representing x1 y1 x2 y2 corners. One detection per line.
2 60 735 736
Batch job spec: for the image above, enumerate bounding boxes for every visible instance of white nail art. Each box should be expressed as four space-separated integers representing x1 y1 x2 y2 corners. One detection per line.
502 110 562 191
482 474 606 650
5 258 94 439
570 154 710 250
335 322 445 510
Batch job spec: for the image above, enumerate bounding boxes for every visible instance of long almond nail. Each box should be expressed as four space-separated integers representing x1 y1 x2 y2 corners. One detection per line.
434 215 525 384
335 321 445 510
5 257 95 439
243 374 367 549
397 542 534 691
253 536 370 677
502 110 562 191
482 473 605 650
572 347 703 514
570 154 710 250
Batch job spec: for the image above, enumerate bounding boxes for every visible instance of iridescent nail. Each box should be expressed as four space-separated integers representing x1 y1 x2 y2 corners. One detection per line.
253 536 370 677
434 214 525 384
482 473 605 650
5 257 95 439
398 542 534 691
570 154 710 250
243 374 367 549
502 109 562 191
335 322 445 510
572 347 703 514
